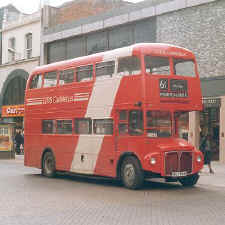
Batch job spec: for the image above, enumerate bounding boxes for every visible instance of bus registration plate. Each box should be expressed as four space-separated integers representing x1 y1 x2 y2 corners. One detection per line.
171 171 187 177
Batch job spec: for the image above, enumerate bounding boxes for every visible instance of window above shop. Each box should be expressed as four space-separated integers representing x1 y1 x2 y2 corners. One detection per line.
25 33 32 59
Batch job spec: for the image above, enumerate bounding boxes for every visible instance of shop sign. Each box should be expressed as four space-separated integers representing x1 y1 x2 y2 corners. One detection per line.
1 105 24 117
202 98 221 108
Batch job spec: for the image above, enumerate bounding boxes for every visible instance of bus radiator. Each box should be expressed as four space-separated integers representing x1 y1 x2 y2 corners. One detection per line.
164 151 193 177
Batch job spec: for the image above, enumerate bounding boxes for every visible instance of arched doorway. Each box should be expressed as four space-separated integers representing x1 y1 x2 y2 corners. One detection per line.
1 69 29 128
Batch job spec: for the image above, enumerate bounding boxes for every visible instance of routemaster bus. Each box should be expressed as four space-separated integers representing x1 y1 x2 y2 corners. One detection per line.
24 43 204 189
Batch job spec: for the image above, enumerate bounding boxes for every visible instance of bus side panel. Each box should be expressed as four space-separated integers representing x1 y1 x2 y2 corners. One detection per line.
24 115 43 169
42 135 79 171
24 134 42 168
94 136 116 177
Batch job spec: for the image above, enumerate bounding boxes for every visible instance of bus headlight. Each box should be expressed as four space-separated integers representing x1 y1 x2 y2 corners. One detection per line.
150 157 156 165
196 155 202 163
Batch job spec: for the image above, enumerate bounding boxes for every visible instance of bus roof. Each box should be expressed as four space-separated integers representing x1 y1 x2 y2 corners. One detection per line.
33 43 195 74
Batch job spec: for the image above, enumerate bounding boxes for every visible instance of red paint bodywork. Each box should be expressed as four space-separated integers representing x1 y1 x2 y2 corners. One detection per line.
24 43 203 179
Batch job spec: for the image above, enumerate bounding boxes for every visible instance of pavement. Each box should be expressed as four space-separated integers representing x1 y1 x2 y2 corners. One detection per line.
1 154 225 225
14 154 225 188
198 161 225 188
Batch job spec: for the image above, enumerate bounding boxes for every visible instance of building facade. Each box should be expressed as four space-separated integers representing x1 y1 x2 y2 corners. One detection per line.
0 5 21 64
0 10 41 128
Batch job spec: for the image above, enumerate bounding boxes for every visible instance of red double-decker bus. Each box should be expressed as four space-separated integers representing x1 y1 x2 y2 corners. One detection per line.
24 43 203 189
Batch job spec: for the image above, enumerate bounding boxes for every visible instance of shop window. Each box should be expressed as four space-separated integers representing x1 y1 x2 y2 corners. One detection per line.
42 120 54 134
59 69 74 85
93 119 113 135
0 127 8 136
56 120 72 134
77 65 93 82
43 71 57 87
30 74 42 89
96 61 115 80
74 118 92 134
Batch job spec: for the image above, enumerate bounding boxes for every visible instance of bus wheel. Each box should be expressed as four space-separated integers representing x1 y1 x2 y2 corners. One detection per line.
179 173 199 187
42 152 56 178
121 156 144 189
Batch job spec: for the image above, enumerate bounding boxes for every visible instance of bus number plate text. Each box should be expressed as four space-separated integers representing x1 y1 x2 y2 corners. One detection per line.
171 171 187 177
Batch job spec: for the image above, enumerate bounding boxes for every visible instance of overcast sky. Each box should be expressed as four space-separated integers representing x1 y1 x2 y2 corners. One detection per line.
0 0 144 14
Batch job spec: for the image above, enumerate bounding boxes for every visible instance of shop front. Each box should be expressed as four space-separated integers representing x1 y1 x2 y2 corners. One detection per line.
199 76 225 163
200 98 221 161
0 105 24 159
0 122 16 159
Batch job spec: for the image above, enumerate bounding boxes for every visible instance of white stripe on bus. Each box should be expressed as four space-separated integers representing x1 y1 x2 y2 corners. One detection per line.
70 77 122 174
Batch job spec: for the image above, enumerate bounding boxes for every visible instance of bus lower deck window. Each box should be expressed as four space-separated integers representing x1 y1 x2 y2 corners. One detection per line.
56 120 72 134
74 118 92 134
42 120 54 134
93 119 113 135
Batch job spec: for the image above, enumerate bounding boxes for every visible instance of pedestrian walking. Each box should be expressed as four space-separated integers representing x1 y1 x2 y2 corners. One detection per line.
200 134 214 174
15 129 24 155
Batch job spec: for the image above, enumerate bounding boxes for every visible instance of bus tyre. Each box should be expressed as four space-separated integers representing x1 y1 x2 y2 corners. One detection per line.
42 152 56 178
179 173 199 187
121 156 144 189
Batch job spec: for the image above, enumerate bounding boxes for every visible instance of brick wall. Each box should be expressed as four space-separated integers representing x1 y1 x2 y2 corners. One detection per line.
157 0 225 78
49 0 131 28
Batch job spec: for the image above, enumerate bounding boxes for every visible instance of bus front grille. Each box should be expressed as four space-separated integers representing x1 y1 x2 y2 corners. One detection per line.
164 151 193 177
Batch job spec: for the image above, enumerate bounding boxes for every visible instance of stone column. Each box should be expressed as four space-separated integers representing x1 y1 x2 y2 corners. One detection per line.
188 111 200 149
219 96 225 163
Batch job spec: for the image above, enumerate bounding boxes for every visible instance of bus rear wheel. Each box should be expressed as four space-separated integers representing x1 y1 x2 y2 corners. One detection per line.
179 173 199 187
121 156 144 189
42 152 56 178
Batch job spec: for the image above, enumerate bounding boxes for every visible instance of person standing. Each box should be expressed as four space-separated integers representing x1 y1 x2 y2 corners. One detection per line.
200 134 214 174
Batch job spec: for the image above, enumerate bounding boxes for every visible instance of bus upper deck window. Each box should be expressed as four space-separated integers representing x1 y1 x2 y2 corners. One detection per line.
43 71 57 88
173 58 196 77
96 61 115 80
117 56 141 76
145 55 170 75
59 69 74 85
29 74 42 89
77 65 93 82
